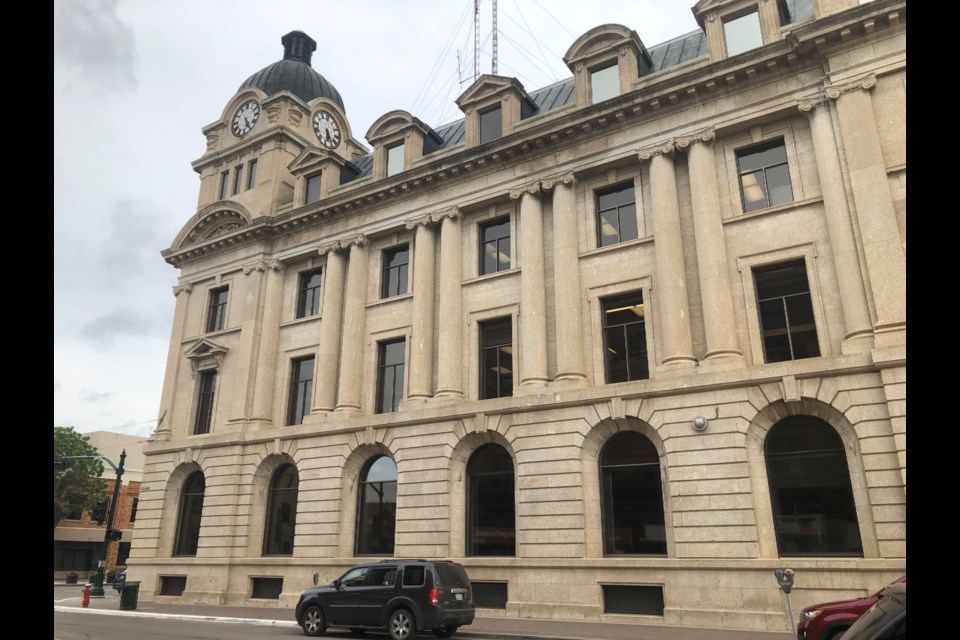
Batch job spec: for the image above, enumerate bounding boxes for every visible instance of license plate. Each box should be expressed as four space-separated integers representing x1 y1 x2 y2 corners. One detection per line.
455 593 464 601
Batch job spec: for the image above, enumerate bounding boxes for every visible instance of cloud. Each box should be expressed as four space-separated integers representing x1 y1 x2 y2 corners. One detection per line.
54 0 137 92
100 199 172 284
80 389 114 403
78 307 160 348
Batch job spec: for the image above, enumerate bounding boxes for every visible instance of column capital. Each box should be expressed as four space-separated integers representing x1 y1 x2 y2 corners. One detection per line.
339 233 370 250
541 171 576 191
798 98 830 116
318 241 344 256
824 73 877 100
675 127 716 152
242 258 284 275
404 206 461 229
172 282 193 297
636 140 676 162
509 180 541 200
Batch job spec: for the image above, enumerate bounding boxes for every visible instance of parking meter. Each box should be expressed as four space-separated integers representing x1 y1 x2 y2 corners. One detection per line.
313 572 320 586
775 568 795 594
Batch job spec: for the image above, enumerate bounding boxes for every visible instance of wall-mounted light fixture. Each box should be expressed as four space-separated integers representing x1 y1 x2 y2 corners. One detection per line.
692 416 709 432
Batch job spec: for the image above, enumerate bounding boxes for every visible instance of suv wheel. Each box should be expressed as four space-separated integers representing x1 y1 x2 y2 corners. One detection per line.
432 625 458 638
389 608 417 640
301 604 327 637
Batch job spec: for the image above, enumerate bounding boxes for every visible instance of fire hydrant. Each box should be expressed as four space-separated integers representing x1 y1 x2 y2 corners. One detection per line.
82 583 91 608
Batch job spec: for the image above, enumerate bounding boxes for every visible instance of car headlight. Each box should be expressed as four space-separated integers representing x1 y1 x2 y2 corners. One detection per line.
800 610 823 621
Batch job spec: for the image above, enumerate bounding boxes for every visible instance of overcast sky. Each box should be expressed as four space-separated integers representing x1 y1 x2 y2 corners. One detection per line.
53 0 699 438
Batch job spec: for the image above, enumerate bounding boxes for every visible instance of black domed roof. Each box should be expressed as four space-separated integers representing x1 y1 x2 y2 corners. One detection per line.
238 31 345 111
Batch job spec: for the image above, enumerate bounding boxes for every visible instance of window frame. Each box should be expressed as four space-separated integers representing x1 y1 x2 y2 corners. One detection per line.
386 142 405 177
354 455 398 556
246 158 258 190
466 443 516 557
262 464 299 556
588 279 655 384
375 338 406 414
601 291 650 383
723 127 803 218
206 286 229 333
218 171 229 200
478 316 514 400
232 164 243 196
305 173 322 205
380 244 410 299
478 215 512 275
590 61 620 104
286 355 315 426
723 7 764 57
173 471 205 557
295 268 324 319
735 137 795 213
193 368 218 435
753 259 821 363
478 105 503 144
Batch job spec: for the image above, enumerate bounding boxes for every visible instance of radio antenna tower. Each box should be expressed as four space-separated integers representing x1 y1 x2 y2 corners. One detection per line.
492 0 498 75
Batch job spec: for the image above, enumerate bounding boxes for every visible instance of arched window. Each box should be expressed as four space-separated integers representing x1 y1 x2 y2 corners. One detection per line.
600 431 666 555
174 471 205 557
356 456 397 555
263 464 299 556
467 444 515 556
765 415 863 556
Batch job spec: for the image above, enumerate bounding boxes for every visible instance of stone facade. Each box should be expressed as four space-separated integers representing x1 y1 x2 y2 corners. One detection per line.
130 0 906 632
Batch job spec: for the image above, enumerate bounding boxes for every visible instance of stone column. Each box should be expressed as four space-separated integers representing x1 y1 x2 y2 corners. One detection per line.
406 216 437 400
638 142 697 370
542 171 586 384
435 209 464 399
799 99 875 352
313 246 346 413
249 260 285 425
335 235 370 414
676 129 743 368
829 75 906 347
511 181 549 386
156 282 193 442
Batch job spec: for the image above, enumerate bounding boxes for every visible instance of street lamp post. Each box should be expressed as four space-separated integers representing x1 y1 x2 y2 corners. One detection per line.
56 449 126 597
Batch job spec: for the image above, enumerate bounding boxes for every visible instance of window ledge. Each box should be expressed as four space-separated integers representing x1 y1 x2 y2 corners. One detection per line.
182 326 241 344
463 267 520 286
723 196 823 225
366 292 413 309
580 235 653 259
279 315 320 329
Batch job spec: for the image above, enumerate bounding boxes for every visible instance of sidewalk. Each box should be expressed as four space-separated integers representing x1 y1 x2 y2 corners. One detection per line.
54 582 794 640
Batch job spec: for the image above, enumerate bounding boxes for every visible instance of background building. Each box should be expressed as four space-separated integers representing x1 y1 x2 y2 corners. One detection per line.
129 0 905 631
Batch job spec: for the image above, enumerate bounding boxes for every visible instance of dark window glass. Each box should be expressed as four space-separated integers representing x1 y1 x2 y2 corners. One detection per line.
305 174 322 204
246 158 258 190
54 542 99 571
765 415 863 557
251 577 283 599
737 139 794 212
472 582 508 609
754 260 820 363
232 165 243 196
340 566 368 588
159 576 187 596
596 183 638 247
368 566 398 587
65 504 84 520
356 456 397 555
219 171 229 200
376 340 405 414
602 292 648 383
467 444 515 556
387 143 404 177
263 464 299 556
129 497 139 523
296 268 323 318
480 318 513 400
600 431 666 555
116 542 131 566
287 357 314 426
381 245 409 298
194 370 217 435
479 106 502 144
602 585 664 615
174 472 205 556
206 286 229 332
480 217 511 275
402 565 425 587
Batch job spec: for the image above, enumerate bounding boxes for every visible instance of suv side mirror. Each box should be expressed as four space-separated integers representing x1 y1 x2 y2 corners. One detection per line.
333 579 342 590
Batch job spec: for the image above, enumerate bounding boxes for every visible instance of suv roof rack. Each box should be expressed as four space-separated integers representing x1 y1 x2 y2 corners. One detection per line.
380 558 427 563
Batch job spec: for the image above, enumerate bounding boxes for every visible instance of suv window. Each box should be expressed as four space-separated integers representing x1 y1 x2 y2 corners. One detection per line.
340 567 368 588
402 565 425 587
434 563 470 588
368 566 397 587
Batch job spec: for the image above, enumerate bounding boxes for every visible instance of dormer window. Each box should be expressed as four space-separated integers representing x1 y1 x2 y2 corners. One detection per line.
591 63 620 104
305 173 322 205
724 9 763 56
386 142 404 177
479 106 502 144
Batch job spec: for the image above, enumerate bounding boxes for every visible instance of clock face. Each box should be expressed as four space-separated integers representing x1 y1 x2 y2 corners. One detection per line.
313 110 342 149
232 100 260 136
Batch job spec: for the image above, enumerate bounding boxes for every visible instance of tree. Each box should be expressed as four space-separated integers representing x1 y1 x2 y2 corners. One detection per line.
54 426 106 529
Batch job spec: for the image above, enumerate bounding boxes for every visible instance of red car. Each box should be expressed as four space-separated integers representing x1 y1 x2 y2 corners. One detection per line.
797 576 906 640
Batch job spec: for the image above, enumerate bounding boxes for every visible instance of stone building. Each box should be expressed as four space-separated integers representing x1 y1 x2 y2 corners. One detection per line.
130 0 905 631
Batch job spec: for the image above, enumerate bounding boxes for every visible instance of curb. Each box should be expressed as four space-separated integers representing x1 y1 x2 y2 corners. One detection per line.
53 606 298 629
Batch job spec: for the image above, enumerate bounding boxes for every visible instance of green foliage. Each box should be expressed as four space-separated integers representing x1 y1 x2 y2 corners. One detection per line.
54 426 107 529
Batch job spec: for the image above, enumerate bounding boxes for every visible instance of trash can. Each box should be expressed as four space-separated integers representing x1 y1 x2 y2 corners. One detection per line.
65 571 79 585
119 581 141 611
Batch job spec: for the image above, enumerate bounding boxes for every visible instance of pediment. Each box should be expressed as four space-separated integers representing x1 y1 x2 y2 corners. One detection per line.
564 24 643 65
288 147 344 174
366 110 437 144
172 202 253 251
184 338 229 377
456 74 526 108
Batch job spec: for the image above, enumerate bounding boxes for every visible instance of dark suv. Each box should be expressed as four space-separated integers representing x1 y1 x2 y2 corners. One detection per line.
295 559 475 639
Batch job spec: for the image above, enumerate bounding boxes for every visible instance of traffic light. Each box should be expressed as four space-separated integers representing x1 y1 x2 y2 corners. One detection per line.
92 497 108 525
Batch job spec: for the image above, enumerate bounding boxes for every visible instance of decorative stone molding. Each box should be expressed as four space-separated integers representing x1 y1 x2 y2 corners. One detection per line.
266 104 283 124
404 206 461 230
273 139 286 151
242 258 283 275
674 127 716 152
204 133 219 151
338 233 370 250
825 74 877 100
705 12 717 23
184 338 229 378
172 282 194 297
797 98 830 116
636 140 676 161
540 171 576 191
509 180 541 200
317 241 344 256
288 109 303 127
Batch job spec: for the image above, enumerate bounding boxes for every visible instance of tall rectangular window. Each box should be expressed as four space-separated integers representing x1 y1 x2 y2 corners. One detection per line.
596 183 638 247
591 63 620 104
480 318 513 400
381 245 409 298
602 292 649 383
287 356 315 425
754 260 820 363
218 171 229 200
724 10 763 56
246 158 257 190
376 339 405 413
206 286 229 333
386 143 405 177
479 217 511 275
305 173 322 204
296 268 323 318
479 106 502 144
232 165 243 195
736 139 794 212
194 370 217 435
